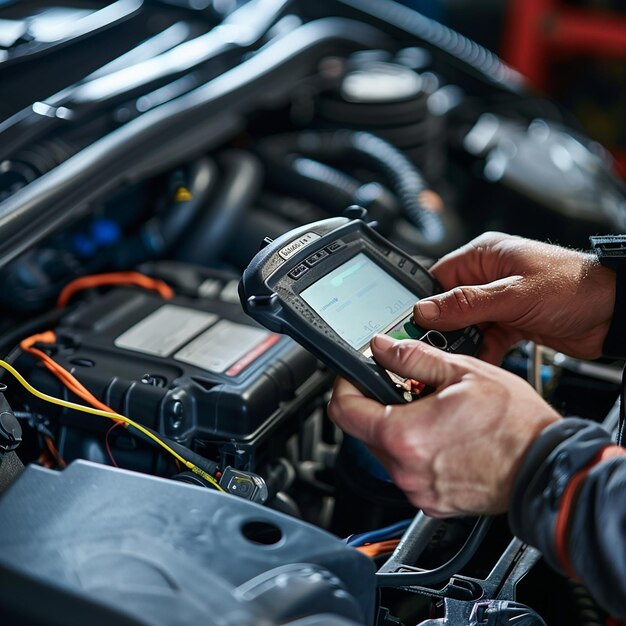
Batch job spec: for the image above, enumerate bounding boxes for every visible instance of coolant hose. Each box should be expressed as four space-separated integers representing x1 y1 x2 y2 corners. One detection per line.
112 157 219 267
334 0 525 94
177 150 263 265
289 157 360 210
262 153 361 212
160 156 218 250
259 130 460 254
275 157 399 234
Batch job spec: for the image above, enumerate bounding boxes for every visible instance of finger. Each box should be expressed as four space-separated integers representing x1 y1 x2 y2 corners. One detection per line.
331 376 365 400
328 380 393 447
370 334 461 388
429 231 509 289
418 506 459 519
429 243 484 289
412 276 523 332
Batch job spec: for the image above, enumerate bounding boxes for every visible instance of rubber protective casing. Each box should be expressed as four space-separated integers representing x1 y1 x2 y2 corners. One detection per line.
240 217 481 404
17 279 328 472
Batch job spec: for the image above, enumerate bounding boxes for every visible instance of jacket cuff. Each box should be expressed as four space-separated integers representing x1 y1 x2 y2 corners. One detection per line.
603 266 626 358
508 418 612 572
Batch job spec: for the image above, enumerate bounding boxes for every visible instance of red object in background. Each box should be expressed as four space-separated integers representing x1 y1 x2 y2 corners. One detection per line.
503 0 626 90
503 0 626 179
613 150 626 180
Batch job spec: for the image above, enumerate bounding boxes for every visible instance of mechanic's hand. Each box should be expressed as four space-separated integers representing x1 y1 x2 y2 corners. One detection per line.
412 232 616 364
328 335 561 517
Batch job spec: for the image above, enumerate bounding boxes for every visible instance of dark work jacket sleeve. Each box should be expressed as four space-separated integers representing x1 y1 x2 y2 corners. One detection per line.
509 418 626 619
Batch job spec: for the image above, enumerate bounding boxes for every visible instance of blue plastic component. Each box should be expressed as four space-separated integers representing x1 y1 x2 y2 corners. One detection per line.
91 218 121 246
71 233 97 258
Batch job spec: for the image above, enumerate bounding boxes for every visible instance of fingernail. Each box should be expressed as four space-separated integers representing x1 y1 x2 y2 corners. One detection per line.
416 300 440 321
372 334 396 350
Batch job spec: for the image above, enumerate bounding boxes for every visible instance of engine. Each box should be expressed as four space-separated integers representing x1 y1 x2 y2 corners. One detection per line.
0 1 623 625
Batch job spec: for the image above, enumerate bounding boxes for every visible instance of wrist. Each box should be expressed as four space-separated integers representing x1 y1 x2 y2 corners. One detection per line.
502 409 561 512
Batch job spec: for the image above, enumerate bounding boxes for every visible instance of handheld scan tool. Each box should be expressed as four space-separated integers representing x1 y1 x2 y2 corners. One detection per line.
240 209 481 405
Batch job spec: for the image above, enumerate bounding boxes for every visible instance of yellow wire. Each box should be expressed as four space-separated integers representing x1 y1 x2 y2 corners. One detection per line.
0 359 224 492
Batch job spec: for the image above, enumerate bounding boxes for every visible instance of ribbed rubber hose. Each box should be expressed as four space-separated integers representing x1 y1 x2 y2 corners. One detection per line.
275 156 361 211
334 0 525 94
259 130 460 254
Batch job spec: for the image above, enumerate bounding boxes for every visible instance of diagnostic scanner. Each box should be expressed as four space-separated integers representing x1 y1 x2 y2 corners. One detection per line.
240 209 481 404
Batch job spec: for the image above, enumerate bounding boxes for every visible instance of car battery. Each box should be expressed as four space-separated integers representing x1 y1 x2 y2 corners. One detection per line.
17 265 329 473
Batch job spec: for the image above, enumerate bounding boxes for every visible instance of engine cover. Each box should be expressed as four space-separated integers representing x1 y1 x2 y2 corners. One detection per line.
0 461 376 626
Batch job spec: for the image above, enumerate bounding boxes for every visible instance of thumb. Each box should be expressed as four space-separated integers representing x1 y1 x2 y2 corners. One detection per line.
413 276 522 331
327 377 392 446
371 334 461 388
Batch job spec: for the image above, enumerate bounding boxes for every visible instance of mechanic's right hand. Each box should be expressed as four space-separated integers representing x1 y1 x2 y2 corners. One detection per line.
328 335 562 516
412 232 616 364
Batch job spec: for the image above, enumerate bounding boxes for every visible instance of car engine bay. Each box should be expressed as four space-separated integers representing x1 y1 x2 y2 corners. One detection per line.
0 1 625 625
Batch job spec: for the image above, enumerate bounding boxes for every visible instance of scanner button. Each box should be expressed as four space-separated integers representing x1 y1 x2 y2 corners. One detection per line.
410 264 418 275
398 258 406 269
326 241 345 253
289 264 309 280
306 250 329 267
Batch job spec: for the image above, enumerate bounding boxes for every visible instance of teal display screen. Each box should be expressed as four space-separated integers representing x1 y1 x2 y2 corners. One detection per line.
301 253 417 350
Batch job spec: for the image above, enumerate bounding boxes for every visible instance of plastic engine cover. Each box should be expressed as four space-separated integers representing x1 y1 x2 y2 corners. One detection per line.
0 461 376 626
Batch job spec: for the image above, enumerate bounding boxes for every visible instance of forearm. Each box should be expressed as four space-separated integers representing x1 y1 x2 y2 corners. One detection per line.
509 419 626 618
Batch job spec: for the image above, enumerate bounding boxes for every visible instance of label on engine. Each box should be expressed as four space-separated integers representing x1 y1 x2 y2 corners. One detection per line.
174 320 279 375
114 305 218 357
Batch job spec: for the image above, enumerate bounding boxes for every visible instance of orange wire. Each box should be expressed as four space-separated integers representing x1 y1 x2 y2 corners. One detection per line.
50 271 173 407
23 271 173 469
37 452 53 468
355 539 401 558
20 332 118 414
44 436 67 468
15 332 216 483
57 271 174 309
21 331 126 467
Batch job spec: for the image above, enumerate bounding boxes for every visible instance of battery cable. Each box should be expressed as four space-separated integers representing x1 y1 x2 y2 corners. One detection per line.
0 356 224 492
57 271 174 309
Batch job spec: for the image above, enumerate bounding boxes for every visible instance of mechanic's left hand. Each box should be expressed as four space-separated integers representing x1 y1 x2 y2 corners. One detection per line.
327 334 561 517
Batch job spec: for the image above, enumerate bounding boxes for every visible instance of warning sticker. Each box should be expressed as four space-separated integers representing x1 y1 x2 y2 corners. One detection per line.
114 305 218 357
174 320 279 375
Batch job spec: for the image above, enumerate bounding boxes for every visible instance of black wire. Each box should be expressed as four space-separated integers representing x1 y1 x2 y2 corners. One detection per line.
375 516 492 588
0 308 63 357
13 410 55 440
125 423 218 475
